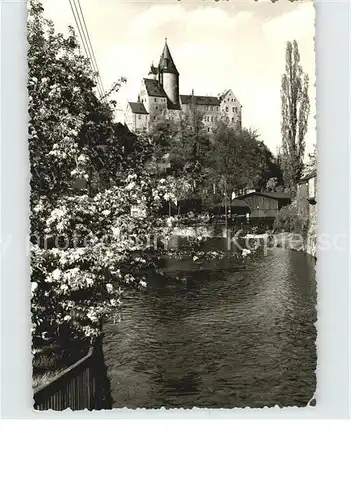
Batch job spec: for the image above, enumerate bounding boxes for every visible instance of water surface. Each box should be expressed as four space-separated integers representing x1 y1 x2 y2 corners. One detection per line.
103 243 317 408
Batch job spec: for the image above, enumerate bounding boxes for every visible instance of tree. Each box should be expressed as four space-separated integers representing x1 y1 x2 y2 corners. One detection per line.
255 141 284 190
266 177 278 192
31 175 176 341
307 144 317 171
209 125 276 195
150 110 213 217
280 40 310 190
29 1 178 344
151 109 211 186
28 0 130 203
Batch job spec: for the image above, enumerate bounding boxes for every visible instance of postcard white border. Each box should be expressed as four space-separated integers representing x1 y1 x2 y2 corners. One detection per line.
0 0 349 418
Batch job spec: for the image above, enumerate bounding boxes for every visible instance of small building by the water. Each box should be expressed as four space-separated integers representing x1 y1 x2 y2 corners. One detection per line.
235 191 291 219
211 199 250 217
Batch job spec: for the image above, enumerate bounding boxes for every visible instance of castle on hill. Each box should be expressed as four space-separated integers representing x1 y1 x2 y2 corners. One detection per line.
125 39 242 134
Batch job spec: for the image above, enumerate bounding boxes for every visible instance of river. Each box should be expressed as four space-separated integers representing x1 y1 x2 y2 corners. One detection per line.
103 238 317 408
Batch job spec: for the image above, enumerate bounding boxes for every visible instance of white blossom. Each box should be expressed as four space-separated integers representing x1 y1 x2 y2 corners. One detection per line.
52 268 62 280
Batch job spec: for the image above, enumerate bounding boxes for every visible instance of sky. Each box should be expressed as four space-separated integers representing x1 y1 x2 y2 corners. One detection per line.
43 0 316 155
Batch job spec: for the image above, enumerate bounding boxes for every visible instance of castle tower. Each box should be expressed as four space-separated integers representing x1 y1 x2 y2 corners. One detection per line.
158 38 179 107
148 63 158 80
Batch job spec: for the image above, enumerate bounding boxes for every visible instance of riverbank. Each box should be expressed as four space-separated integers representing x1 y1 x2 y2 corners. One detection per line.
166 222 317 259
166 218 317 258
273 231 316 258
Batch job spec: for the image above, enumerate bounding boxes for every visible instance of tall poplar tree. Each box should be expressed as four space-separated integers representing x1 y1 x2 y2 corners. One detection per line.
280 40 310 191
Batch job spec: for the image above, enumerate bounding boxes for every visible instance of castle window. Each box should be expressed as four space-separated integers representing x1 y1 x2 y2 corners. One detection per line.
225 106 228 112
156 106 158 110
154 98 157 102
208 127 210 132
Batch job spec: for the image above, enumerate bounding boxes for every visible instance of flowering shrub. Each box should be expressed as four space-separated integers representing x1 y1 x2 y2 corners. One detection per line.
31 172 178 341
28 2 180 346
31 243 147 340
28 0 134 206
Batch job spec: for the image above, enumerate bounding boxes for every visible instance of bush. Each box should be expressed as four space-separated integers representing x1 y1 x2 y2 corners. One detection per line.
31 175 176 344
273 201 309 237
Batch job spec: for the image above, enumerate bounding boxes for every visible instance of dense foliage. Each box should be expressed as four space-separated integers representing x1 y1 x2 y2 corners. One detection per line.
152 113 284 208
209 124 282 194
151 110 212 195
273 201 308 237
31 178 174 340
29 1 175 343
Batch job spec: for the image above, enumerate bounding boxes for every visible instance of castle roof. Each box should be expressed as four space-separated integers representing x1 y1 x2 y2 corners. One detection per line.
218 89 241 105
143 78 167 98
159 39 179 75
180 94 220 106
128 101 148 114
218 89 231 101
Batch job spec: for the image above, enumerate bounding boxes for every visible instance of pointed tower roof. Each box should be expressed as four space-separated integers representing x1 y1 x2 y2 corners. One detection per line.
159 38 179 75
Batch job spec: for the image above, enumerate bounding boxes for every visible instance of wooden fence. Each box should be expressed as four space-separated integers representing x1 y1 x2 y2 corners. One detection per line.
33 339 108 411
